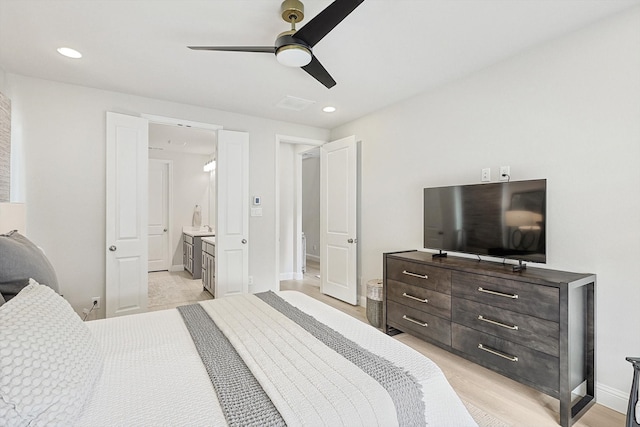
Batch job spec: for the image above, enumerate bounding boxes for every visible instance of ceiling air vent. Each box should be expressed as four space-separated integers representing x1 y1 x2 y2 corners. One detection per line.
275 95 316 111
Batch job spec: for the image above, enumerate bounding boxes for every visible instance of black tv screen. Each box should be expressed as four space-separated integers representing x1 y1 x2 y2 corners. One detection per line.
423 179 546 263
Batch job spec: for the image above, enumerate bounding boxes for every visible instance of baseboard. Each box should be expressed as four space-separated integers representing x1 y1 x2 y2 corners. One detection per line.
279 272 303 281
306 254 320 263
169 264 184 272
597 382 628 414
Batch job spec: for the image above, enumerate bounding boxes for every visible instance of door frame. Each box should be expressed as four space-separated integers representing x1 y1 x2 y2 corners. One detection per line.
274 134 324 290
148 158 173 272
107 112 222 311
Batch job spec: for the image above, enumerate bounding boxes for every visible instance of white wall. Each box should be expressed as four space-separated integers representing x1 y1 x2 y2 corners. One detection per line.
302 155 320 260
331 8 640 412
4 73 329 318
148 150 211 268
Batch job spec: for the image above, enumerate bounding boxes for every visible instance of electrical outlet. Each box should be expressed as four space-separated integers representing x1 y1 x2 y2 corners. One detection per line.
499 166 511 181
248 276 254 285
91 297 101 309
481 168 491 182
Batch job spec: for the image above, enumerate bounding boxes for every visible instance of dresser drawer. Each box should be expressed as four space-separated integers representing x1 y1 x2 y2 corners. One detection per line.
452 323 559 395
387 300 451 346
452 298 559 357
387 281 451 319
452 272 559 322
386 258 451 294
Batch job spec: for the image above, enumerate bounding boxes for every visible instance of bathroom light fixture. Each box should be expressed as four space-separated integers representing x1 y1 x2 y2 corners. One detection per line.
57 47 82 59
203 160 216 172
322 106 336 113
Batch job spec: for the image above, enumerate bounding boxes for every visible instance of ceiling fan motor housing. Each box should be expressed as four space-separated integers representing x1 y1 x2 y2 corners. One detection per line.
281 0 305 23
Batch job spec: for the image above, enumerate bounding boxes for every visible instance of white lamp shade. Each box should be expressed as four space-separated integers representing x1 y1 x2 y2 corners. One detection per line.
276 45 312 67
0 202 26 234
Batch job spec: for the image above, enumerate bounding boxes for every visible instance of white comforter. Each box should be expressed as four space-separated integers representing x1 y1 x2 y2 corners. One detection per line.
77 291 477 426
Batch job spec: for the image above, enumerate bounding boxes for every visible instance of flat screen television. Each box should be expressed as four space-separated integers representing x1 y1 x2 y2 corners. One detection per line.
423 179 546 263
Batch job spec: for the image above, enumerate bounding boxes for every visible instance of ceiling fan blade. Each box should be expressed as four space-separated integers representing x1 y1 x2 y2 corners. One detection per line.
188 46 275 53
294 0 364 48
302 56 336 89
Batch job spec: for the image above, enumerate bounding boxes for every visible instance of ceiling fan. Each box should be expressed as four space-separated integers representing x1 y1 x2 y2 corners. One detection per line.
188 0 364 89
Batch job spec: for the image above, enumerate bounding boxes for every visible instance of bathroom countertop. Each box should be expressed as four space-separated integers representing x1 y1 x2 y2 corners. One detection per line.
201 236 215 245
182 226 215 237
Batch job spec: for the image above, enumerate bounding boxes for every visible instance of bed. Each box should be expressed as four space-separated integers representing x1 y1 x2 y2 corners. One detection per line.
0 280 478 427
1 231 477 426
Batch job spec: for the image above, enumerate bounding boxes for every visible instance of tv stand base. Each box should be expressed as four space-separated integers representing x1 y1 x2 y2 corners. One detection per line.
432 250 447 259
513 260 526 272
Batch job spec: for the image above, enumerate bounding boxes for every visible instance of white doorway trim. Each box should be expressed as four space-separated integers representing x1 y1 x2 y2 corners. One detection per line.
274 134 325 290
106 111 222 312
142 114 223 131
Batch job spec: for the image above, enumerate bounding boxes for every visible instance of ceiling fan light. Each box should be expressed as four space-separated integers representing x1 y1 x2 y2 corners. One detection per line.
276 45 312 67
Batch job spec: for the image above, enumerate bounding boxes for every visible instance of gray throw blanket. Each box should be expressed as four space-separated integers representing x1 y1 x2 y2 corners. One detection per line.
178 292 426 426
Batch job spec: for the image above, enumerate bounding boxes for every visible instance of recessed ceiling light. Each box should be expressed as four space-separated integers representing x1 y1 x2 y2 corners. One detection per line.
322 106 336 113
57 47 82 59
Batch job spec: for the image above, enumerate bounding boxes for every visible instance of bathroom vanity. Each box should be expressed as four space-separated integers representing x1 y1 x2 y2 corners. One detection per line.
182 227 214 280
201 236 215 296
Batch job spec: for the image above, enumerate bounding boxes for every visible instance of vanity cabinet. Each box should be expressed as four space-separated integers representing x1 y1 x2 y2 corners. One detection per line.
183 233 212 280
183 234 194 275
383 250 595 427
201 238 215 296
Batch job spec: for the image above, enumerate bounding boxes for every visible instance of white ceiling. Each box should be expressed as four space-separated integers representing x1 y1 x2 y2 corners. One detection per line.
1 0 638 129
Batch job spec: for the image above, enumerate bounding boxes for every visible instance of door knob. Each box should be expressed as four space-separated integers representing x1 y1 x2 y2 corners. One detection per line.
348 238 354 243
109 245 117 252
163 228 167 232
241 239 247 244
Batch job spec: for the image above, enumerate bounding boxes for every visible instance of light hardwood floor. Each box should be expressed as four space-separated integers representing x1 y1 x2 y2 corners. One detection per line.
280 261 625 427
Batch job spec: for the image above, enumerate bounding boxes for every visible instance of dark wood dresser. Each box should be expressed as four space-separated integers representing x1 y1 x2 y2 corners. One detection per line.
383 250 595 427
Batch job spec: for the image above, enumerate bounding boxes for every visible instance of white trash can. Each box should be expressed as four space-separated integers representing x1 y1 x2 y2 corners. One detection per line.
366 279 383 328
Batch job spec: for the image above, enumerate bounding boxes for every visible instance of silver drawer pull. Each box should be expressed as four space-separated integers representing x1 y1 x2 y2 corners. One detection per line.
478 344 518 362
402 270 428 280
402 292 428 304
477 287 518 299
402 315 428 327
478 315 519 330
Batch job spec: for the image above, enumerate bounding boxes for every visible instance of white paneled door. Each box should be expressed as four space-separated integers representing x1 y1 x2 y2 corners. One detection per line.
320 135 358 305
148 159 170 272
215 129 249 298
105 112 149 317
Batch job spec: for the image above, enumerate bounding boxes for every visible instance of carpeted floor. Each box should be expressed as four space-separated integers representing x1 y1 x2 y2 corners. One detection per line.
148 270 212 311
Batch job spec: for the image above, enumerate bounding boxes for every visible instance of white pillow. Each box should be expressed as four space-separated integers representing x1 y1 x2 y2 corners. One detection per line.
0 280 104 426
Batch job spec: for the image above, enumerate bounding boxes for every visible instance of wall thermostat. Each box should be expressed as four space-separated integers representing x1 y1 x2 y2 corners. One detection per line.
253 196 261 206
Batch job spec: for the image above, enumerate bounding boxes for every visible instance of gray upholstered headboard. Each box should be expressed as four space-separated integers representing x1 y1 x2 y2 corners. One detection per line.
0 231 59 305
